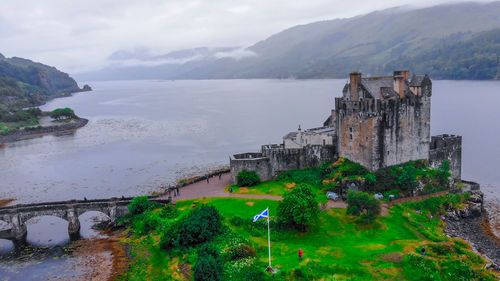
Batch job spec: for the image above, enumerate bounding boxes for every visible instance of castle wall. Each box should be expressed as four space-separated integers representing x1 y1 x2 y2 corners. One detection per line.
261 144 336 177
229 153 272 184
429 135 462 179
336 93 431 171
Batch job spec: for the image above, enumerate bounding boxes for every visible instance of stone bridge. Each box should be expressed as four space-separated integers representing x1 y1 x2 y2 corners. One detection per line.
0 197 170 244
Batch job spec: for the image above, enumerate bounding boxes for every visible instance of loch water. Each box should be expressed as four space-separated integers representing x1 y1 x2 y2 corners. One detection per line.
0 79 499 279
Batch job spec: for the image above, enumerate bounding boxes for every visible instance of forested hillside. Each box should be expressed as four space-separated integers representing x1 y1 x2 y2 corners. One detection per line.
0 54 87 121
77 1 500 81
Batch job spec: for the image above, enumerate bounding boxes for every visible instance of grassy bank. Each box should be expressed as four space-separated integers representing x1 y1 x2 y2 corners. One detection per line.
118 194 495 280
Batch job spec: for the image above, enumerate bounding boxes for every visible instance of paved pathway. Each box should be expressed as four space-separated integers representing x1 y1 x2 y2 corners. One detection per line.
160 172 451 217
159 173 282 203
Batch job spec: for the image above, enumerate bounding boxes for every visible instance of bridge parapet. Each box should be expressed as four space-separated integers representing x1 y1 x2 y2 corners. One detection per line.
0 197 170 243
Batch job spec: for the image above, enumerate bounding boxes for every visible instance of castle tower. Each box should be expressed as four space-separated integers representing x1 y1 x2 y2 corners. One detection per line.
335 71 432 171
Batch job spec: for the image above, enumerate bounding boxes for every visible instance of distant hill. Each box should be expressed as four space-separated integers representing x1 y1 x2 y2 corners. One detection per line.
77 1 500 81
0 55 88 120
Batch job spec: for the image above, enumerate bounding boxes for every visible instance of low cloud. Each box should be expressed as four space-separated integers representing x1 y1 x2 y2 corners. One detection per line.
214 48 257 60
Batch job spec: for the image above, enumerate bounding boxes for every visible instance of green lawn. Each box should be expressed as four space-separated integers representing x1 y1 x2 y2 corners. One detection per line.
226 180 328 203
170 197 492 280
119 194 495 280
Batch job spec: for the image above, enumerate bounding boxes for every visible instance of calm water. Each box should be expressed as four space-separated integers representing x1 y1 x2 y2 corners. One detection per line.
0 79 499 279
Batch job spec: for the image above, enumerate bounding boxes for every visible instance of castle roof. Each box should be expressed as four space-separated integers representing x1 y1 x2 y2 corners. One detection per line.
409 75 425 87
343 72 428 100
360 77 394 99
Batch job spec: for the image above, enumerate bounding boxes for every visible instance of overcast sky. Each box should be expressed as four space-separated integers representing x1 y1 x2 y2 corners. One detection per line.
0 0 493 73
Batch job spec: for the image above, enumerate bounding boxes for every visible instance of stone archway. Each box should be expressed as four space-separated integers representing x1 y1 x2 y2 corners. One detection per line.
24 215 71 246
78 210 112 239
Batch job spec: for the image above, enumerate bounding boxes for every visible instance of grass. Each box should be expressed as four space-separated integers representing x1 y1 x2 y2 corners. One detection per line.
225 180 328 203
120 195 495 280
0 119 39 135
191 198 419 279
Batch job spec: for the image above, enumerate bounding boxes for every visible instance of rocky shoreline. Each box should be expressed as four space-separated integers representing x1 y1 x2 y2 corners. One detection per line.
0 118 88 145
444 190 500 271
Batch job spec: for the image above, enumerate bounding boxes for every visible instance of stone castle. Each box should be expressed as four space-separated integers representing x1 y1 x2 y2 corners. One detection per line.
230 71 462 184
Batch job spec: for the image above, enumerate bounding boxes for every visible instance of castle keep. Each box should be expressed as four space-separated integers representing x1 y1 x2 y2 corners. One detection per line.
230 71 462 183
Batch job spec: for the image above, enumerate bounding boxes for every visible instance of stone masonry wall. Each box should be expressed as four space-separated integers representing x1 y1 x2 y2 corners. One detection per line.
336 93 431 171
429 134 462 179
230 153 272 184
261 144 336 177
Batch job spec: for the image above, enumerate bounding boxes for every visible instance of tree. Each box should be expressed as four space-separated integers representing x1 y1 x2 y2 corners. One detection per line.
128 196 160 216
237 170 261 187
277 184 319 232
346 191 381 224
177 205 222 246
50 107 76 120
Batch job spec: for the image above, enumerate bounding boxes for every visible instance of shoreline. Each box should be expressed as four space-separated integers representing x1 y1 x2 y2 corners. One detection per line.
444 191 500 271
0 118 88 145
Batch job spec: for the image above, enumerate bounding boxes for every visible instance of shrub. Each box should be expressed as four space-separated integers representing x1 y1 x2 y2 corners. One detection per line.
325 158 375 186
278 184 319 232
128 196 160 216
405 193 468 215
50 107 76 120
159 218 183 250
346 190 381 224
193 254 220 281
177 205 222 247
319 161 332 178
237 170 261 187
229 216 245 226
440 259 494 281
226 244 256 261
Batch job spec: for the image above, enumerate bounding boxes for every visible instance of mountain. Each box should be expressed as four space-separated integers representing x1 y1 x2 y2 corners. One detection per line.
0 55 88 120
78 1 500 80
76 47 243 81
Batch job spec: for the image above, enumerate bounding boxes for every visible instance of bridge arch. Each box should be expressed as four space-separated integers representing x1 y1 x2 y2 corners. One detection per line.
25 215 70 246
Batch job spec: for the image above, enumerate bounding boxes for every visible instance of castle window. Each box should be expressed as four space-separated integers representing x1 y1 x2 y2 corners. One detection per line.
349 127 353 140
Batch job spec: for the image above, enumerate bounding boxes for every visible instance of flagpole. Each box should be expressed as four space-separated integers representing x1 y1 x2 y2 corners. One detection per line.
267 207 271 268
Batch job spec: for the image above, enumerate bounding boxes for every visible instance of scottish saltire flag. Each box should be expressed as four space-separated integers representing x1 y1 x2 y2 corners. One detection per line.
253 208 269 222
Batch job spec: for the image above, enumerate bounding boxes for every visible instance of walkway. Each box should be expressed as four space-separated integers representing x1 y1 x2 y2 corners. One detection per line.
161 172 451 217
159 173 282 203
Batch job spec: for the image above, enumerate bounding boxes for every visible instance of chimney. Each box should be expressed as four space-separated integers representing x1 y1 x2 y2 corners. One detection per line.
393 70 407 99
349 72 361 101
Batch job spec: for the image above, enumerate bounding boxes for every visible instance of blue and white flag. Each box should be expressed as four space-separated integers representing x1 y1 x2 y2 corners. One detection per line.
253 208 269 222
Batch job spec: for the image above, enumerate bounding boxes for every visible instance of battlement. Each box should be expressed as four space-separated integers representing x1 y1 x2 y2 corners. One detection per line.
429 134 462 179
430 134 462 150
335 95 424 116
231 152 266 160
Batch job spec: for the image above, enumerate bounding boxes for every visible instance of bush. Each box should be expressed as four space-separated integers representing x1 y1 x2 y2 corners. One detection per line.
237 170 261 187
346 191 381 224
177 205 222 247
324 158 375 186
128 196 160 216
278 184 319 232
319 161 332 178
226 244 256 261
405 193 468 215
194 254 221 281
159 218 183 250
50 107 76 120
